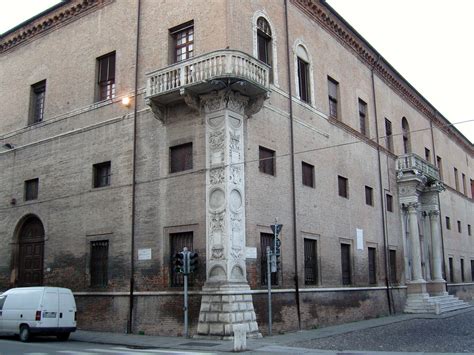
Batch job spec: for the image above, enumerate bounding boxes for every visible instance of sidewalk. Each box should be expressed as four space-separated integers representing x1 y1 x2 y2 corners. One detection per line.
70 307 473 354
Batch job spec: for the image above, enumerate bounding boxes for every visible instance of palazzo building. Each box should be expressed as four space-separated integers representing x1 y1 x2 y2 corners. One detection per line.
0 0 473 337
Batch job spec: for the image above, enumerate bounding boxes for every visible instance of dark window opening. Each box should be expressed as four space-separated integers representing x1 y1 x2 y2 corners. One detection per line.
170 232 193 287
302 161 314 188
30 80 46 124
261 233 278 286
386 194 393 212
24 178 39 201
170 21 194 63
402 117 411 154
338 175 348 198
436 156 443 180
365 186 374 206
368 247 376 285
358 99 368 136
445 216 451 230
90 240 108 287
468 224 472 236
461 259 465 282
170 143 193 173
385 118 393 151
424 148 431 163
449 257 454 282
257 17 272 67
457 220 462 233
328 77 339 119
454 167 459 191
462 173 467 195
259 146 275 176
304 239 318 285
389 250 397 284
297 57 310 103
97 52 116 101
471 260 474 282
341 243 351 285
93 161 111 188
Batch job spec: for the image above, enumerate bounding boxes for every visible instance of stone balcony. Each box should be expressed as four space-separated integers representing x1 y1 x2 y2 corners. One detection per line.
396 153 440 183
145 49 270 111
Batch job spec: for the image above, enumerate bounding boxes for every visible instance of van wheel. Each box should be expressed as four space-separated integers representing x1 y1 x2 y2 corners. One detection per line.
57 332 70 341
19 325 31 342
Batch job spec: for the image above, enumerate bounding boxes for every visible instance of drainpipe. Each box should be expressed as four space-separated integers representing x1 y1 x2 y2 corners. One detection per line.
370 55 393 314
284 0 301 330
128 0 142 334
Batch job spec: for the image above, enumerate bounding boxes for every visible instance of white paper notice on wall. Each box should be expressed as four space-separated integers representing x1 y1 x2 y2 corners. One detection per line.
138 248 152 260
356 229 364 250
245 247 257 259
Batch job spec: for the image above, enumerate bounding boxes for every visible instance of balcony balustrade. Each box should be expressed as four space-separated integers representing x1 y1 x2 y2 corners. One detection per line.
397 153 440 182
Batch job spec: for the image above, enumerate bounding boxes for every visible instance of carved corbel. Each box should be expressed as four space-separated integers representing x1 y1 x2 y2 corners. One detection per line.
245 92 269 117
180 89 201 113
145 98 166 123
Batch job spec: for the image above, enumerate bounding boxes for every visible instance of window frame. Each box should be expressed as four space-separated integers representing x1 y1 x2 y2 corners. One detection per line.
29 80 46 124
341 243 352 286
389 249 397 284
170 142 193 174
368 247 377 285
93 161 112 188
365 185 374 206
358 98 368 137
384 118 393 152
261 233 278 286
338 175 349 199
328 76 339 119
96 52 116 102
259 146 275 176
170 231 194 287
304 238 318 286
294 42 313 105
386 193 393 212
445 216 451 230
302 161 314 188
169 21 194 63
90 240 109 288
24 178 39 201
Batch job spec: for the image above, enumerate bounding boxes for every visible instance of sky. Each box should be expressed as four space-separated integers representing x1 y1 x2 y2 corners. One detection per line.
1 0 473 143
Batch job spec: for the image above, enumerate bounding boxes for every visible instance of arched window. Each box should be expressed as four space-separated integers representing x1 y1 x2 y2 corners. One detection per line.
402 117 411 154
296 44 311 104
257 17 272 66
253 12 278 86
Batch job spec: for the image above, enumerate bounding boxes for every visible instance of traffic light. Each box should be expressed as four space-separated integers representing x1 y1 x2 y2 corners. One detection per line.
189 252 198 273
174 252 184 274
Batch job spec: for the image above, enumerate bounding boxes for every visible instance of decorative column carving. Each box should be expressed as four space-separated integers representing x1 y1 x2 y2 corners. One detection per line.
407 203 424 282
429 210 444 282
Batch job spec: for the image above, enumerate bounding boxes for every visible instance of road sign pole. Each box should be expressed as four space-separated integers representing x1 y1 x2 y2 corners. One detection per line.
266 246 272 336
184 272 188 338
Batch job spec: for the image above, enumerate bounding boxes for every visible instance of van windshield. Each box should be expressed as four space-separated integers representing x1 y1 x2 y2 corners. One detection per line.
0 295 6 310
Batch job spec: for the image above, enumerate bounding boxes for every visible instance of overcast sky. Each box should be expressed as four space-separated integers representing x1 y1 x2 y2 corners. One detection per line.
1 0 473 143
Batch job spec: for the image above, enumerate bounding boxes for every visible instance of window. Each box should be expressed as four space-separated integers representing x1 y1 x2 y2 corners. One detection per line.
24 178 39 201
461 259 465 282
471 179 474 199
170 143 193 173
402 117 411 154
93 161 111 188
365 186 374 206
454 167 459 191
368 247 377 285
170 21 194 63
462 173 467 195
296 45 310 104
328 77 339 119
449 257 454 282
436 156 443 180
97 52 116 101
471 260 474 282
30 80 46 124
468 224 472 236
385 118 393 152
386 194 393 212
424 148 431 163
338 175 348 198
90 240 108 287
259 146 275 176
445 216 451 230
302 161 314 188
457 220 462 233
341 243 351 285
170 232 193 287
261 233 278 286
257 17 272 67
304 239 318 285
358 99 368 137
389 250 397 284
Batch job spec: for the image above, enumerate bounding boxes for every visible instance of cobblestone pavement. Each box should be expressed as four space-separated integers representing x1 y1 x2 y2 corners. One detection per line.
288 310 474 353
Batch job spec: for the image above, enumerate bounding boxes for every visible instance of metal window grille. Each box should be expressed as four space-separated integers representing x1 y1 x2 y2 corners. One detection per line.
328 77 338 118
259 146 275 176
24 178 39 201
297 57 310 103
368 247 376 285
93 162 111 188
341 244 351 285
170 143 193 173
365 186 373 206
97 52 116 101
260 233 278 286
170 232 193 287
31 81 46 123
302 162 314 188
90 241 108 287
338 175 348 198
389 250 397 284
304 239 318 285
358 99 367 136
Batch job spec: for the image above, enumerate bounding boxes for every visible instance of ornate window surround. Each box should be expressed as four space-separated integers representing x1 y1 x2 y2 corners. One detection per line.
293 39 315 106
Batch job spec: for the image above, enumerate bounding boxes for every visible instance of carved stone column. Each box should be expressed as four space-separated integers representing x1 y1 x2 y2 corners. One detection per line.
429 210 443 282
196 89 260 339
407 203 424 282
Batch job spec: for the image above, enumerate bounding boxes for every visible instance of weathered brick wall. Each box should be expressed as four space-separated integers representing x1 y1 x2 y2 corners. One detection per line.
448 284 474 302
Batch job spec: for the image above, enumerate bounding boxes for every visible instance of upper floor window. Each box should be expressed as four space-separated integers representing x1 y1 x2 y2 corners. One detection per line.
424 148 431 163
454 167 459 191
24 178 39 201
30 80 46 124
90 240 109 287
170 21 194 63
93 161 111 188
302 161 314 188
402 117 411 154
257 17 272 67
462 173 467 195
170 142 193 173
386 193 393 212
296 44 311 104
436 156 443 180
365 186 374 206
338 175 349 198
385 118 393 152
259 146 275 176
358 99 368 137
97 52 116 101
328 77 339 119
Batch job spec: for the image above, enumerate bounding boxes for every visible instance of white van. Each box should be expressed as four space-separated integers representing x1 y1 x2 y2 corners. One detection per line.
0 287 77 342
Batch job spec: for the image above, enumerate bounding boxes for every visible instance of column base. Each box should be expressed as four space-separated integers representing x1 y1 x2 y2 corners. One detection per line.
426 279 447 296
406 280 427 294
195 282 261 340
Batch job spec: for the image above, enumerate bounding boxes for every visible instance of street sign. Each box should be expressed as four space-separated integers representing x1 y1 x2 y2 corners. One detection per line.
270 254 277 273
271 224 283 236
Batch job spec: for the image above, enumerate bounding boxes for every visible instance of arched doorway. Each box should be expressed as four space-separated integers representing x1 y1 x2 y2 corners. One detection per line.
17 216 45 286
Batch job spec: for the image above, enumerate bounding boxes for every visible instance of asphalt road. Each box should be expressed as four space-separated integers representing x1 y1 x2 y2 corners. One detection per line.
289 310 474 353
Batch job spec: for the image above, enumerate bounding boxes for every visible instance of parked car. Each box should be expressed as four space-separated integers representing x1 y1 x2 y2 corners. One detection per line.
0 287 76 342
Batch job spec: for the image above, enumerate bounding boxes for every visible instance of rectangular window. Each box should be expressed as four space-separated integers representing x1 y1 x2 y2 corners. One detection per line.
90 240 108 287
449 257 454 282
97 52 116 101
170 21 194 63
462 173 467 195
365 186 374 206
328 77 339 119
385 118 393 152
170 232 193 287
341 243 351 285
460 259 465 282
302 161 314 188
389 250 397 284
471 260 474 282
24 178 39 201
170 142 193 173
261 233 278 286
358 99 368 137
304 239 318 285
259 146 275 176
424 148 431 163
257 20 272 67
468 224 472 236
436 156 443 180
338 175 348 198
368 247 376 285
471 179 474 199
297 57 310 103
457 220 462 233
93 161 111 188
454 167 459 191
386 194 393 212
445 216 451 230
30 80 46 124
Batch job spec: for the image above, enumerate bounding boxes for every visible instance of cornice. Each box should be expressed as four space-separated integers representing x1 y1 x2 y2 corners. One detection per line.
291 0 473 155
0 0 113 54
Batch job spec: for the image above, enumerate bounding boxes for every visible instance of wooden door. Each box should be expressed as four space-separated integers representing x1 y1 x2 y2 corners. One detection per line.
18 217 44 286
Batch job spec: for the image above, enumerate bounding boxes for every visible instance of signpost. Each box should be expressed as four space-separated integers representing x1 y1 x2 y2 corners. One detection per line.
267 219 283 336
